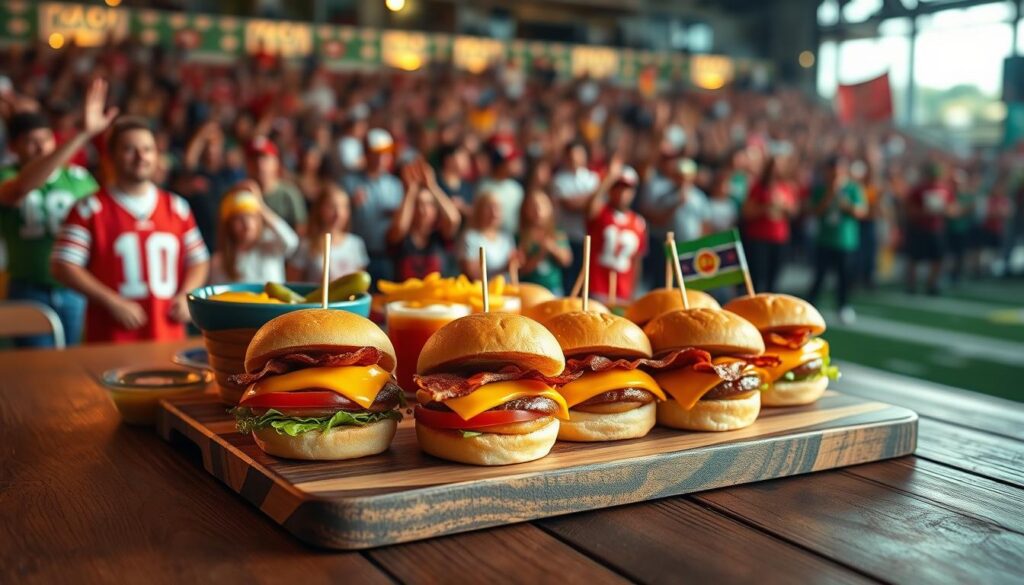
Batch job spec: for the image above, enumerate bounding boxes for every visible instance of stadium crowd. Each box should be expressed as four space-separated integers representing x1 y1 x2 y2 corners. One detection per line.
1 40 1021 347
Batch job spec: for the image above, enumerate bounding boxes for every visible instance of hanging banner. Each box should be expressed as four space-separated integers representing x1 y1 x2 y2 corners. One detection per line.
38 2 129 47
453 35 505 74
244 18 312 57
836 73 893 125
381 30 429 71
571 46 618 79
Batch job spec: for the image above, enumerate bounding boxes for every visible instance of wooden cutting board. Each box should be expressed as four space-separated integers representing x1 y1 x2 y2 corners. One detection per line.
157 390 916 549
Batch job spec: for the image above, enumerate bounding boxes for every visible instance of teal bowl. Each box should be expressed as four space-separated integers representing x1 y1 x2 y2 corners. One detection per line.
187 283 371 331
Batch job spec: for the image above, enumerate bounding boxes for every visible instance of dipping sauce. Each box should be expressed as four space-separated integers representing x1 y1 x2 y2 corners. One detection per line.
102 367 212 425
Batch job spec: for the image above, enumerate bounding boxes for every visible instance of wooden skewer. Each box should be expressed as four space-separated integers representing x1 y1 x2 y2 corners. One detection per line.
321 232 332 309
664 231 675 290
734 233 756 297
668 236 690 310
582 236 591 312
479 246 489 313
569 266 584 298
608 268 617 307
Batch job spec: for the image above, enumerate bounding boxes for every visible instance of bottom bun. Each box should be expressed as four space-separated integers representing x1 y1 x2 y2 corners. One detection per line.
657 391 761 431
762 376 828 406
416 418 559 465
558 402 656 442
252 418 398 460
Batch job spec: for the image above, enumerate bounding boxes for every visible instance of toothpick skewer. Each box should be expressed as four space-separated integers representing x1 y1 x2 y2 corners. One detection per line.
570 267 584 298
668 237 690 310
479 246 489 313
582 236 591 312
321 233 332 309
509 254 520 287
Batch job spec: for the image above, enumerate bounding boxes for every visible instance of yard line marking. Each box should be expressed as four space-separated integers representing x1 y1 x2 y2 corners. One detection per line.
829 314 1024 367
867 293 1015 319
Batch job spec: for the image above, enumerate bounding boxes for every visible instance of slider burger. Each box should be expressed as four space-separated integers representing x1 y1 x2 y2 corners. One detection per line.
723 293 837 406
514 282 556 313
544 311 668 441
643 308 779 431
229 309 402 460
625 287 720 328
524 297 608 324
413 312 571 465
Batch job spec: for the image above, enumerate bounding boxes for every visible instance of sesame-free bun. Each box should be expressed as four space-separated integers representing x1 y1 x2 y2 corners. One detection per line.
558 402 656 442
625 288 721 326
516 283 556 311
762 376 828 406
251 418 398 460
244 308 396 373
524 297 608 324
416 417 559 465
724 293 826 335
657 391 760 431
644 308 764 356
416 312 565 376
544 311 652 359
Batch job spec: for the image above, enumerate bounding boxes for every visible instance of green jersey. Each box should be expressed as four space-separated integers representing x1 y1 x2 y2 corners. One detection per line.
812 181 864 252
0 164 98 286
519 231 569 294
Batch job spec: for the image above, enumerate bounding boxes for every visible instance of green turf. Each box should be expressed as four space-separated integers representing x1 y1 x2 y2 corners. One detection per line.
847 298 1024 343
824 328 1021 402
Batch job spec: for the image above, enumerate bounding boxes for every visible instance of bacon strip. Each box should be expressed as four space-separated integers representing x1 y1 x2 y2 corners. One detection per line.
564 347 712 376
414 367 581 402
229 347 386 386
766 329 812 349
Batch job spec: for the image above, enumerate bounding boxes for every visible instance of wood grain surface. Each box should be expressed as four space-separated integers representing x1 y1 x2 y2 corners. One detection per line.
157 389 916 549
5 341 1023 584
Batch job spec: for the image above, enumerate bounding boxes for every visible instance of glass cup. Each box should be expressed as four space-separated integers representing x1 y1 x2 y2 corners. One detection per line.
386 301 471 394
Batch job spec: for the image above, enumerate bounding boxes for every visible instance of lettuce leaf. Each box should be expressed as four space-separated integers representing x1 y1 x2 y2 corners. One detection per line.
459 430 483 438
232 407 402 437
781 355 841 382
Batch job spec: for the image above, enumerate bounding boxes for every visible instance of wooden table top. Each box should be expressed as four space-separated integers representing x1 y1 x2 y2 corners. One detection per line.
2 341 1022 584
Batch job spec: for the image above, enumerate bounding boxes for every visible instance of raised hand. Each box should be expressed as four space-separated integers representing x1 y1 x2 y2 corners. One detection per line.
82 78 119 137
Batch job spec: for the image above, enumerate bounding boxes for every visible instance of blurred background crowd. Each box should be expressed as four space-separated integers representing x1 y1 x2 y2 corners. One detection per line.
2 1 1024 354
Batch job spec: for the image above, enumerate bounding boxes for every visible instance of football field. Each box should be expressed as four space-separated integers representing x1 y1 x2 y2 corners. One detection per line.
809 280 1024 403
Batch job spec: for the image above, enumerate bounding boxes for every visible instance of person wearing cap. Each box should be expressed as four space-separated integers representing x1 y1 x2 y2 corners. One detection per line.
475 140 524 236
342 128 404 284
0 79 116 346
245 136 307 236
209 180 299 284
585 159 648 302
552 142 600 283
646 158 711 244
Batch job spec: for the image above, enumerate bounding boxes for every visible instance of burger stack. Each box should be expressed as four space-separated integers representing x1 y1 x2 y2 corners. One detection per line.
227 291 836 466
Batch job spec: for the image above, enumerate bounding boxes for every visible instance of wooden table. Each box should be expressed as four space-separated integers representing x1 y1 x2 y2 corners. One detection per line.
2 341 1022 584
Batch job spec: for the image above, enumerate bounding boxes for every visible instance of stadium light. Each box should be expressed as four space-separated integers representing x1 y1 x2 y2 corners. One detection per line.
386 0 406 12
798 50 815 69
105 0 122 6
48 33 65 50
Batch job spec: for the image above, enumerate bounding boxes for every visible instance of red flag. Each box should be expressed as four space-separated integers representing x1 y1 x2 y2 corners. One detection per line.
836 73 893 125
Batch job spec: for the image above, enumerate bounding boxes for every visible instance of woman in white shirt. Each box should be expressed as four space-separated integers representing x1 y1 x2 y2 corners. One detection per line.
288 183 369 282
460 192 515 279
210 181 299 284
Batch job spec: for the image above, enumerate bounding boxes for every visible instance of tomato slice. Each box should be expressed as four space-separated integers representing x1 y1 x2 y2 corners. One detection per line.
414 406 547 430
240 391 350 410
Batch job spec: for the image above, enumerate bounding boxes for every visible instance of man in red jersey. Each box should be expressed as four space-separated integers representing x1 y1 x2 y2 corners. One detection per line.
51 117 209 343
586 161 648 302
905 162 956 295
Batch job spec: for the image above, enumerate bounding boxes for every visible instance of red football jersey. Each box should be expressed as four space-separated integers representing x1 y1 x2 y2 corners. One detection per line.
587 206 648 301
52 186 209 343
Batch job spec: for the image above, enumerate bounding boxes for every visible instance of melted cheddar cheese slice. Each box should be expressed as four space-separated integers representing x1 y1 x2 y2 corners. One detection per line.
653 357 753 411
759 338 829 383
444 379 570 421
558 369 667 409
245 365 390 409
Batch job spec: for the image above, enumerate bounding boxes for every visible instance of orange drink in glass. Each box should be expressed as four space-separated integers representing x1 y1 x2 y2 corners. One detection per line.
387 301 471 393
